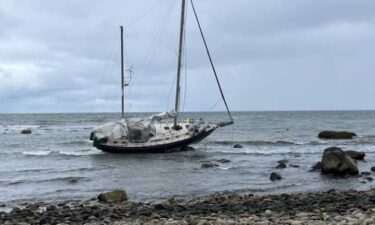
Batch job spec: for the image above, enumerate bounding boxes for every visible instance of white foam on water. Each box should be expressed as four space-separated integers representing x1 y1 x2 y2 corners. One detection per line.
218 166 232 170
22 151 52 156
58 149 103 156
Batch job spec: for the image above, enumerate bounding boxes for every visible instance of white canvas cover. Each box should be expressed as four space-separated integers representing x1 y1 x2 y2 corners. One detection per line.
92 111 176 143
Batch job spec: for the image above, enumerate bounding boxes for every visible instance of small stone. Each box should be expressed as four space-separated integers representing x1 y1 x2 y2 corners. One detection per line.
295 212 309 217
233 144 243 148
98 190 127 203
197 220 210 225
291 221 304 225
277 159 289 164
265 210 272 215
371 166 375 172
217 159 231 163
362 171 371 176
201 163 219 168
276 162 287 169
270 172 282 181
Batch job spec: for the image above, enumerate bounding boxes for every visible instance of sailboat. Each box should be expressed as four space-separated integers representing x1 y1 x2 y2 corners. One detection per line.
90 0 233 153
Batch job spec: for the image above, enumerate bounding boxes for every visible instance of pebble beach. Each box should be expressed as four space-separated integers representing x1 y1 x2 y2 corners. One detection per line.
1 188 375 225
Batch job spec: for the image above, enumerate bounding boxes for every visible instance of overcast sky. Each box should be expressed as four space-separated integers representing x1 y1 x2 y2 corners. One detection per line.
1 0 375 113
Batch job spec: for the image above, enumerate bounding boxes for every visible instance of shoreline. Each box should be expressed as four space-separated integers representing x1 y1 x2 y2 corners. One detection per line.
2 188 375 225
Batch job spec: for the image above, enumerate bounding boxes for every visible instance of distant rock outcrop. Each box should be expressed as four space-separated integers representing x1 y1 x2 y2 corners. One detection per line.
321 147 359 175
233 144 243 149
98 190 127 203
21 128 32 134
318 131 356 139
344 150 365 160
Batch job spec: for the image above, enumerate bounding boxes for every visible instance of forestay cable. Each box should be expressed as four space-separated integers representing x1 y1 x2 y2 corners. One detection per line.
189 0 233 123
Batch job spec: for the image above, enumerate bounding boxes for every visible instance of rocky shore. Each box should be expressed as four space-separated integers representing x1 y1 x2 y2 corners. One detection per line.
2 188 375 225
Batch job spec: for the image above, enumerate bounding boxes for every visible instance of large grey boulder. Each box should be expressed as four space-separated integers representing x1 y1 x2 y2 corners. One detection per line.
321 147 359 175
98 190 127 203
318 131 357 139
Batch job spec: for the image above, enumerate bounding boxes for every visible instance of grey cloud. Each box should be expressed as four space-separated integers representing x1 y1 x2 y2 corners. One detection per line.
0 0 375 113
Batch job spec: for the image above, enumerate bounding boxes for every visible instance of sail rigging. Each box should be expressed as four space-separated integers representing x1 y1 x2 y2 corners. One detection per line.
189 0 233 123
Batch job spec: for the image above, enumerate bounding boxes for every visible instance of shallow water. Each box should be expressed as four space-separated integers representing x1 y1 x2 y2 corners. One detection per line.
0 111 375 205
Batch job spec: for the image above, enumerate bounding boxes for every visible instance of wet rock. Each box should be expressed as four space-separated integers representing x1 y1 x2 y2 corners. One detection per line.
321 147 359 176
201 163 219 169
309 162 322 172
371 166 375 172
26 203 39 211
276 162 287 169
183 146 195 151
98 190 127 203
290 164 300 168
270 172 282 181
277 159 289 164
217 159 231 163
21 128 32 134
318 131 357 139
233 144 243 148
345 150 366 160
362 171 371 176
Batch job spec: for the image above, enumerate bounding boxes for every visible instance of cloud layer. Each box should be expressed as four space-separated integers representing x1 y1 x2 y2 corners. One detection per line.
1 0 375 113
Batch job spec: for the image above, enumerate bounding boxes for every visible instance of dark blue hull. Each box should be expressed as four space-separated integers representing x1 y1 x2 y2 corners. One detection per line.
96 129 215 154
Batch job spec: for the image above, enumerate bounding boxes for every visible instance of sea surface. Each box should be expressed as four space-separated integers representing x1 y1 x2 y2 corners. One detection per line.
1 111 375 205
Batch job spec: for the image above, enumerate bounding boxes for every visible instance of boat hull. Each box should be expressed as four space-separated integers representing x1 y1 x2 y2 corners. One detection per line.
96 129 215 154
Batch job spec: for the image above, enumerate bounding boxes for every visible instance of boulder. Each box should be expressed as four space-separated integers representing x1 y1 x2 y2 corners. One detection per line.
233 144 243 148
21 128 32 134
98 190 127 203
321 147 359 175
270 172 282 181
345 150 365 160
318 131 356 139
201 163 219 169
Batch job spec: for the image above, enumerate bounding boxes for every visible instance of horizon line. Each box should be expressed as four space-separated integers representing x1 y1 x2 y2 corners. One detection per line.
1 109 375 114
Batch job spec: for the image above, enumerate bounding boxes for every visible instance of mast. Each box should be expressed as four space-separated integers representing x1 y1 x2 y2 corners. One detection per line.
120 26 125 119
174 0 186 128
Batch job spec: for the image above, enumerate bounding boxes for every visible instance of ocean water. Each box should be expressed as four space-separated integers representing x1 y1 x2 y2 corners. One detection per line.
0 111 375 205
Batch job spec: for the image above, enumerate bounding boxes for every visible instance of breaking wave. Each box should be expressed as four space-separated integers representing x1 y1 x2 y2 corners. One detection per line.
22 149 102 156
22 151 52 156
208 140 320 146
